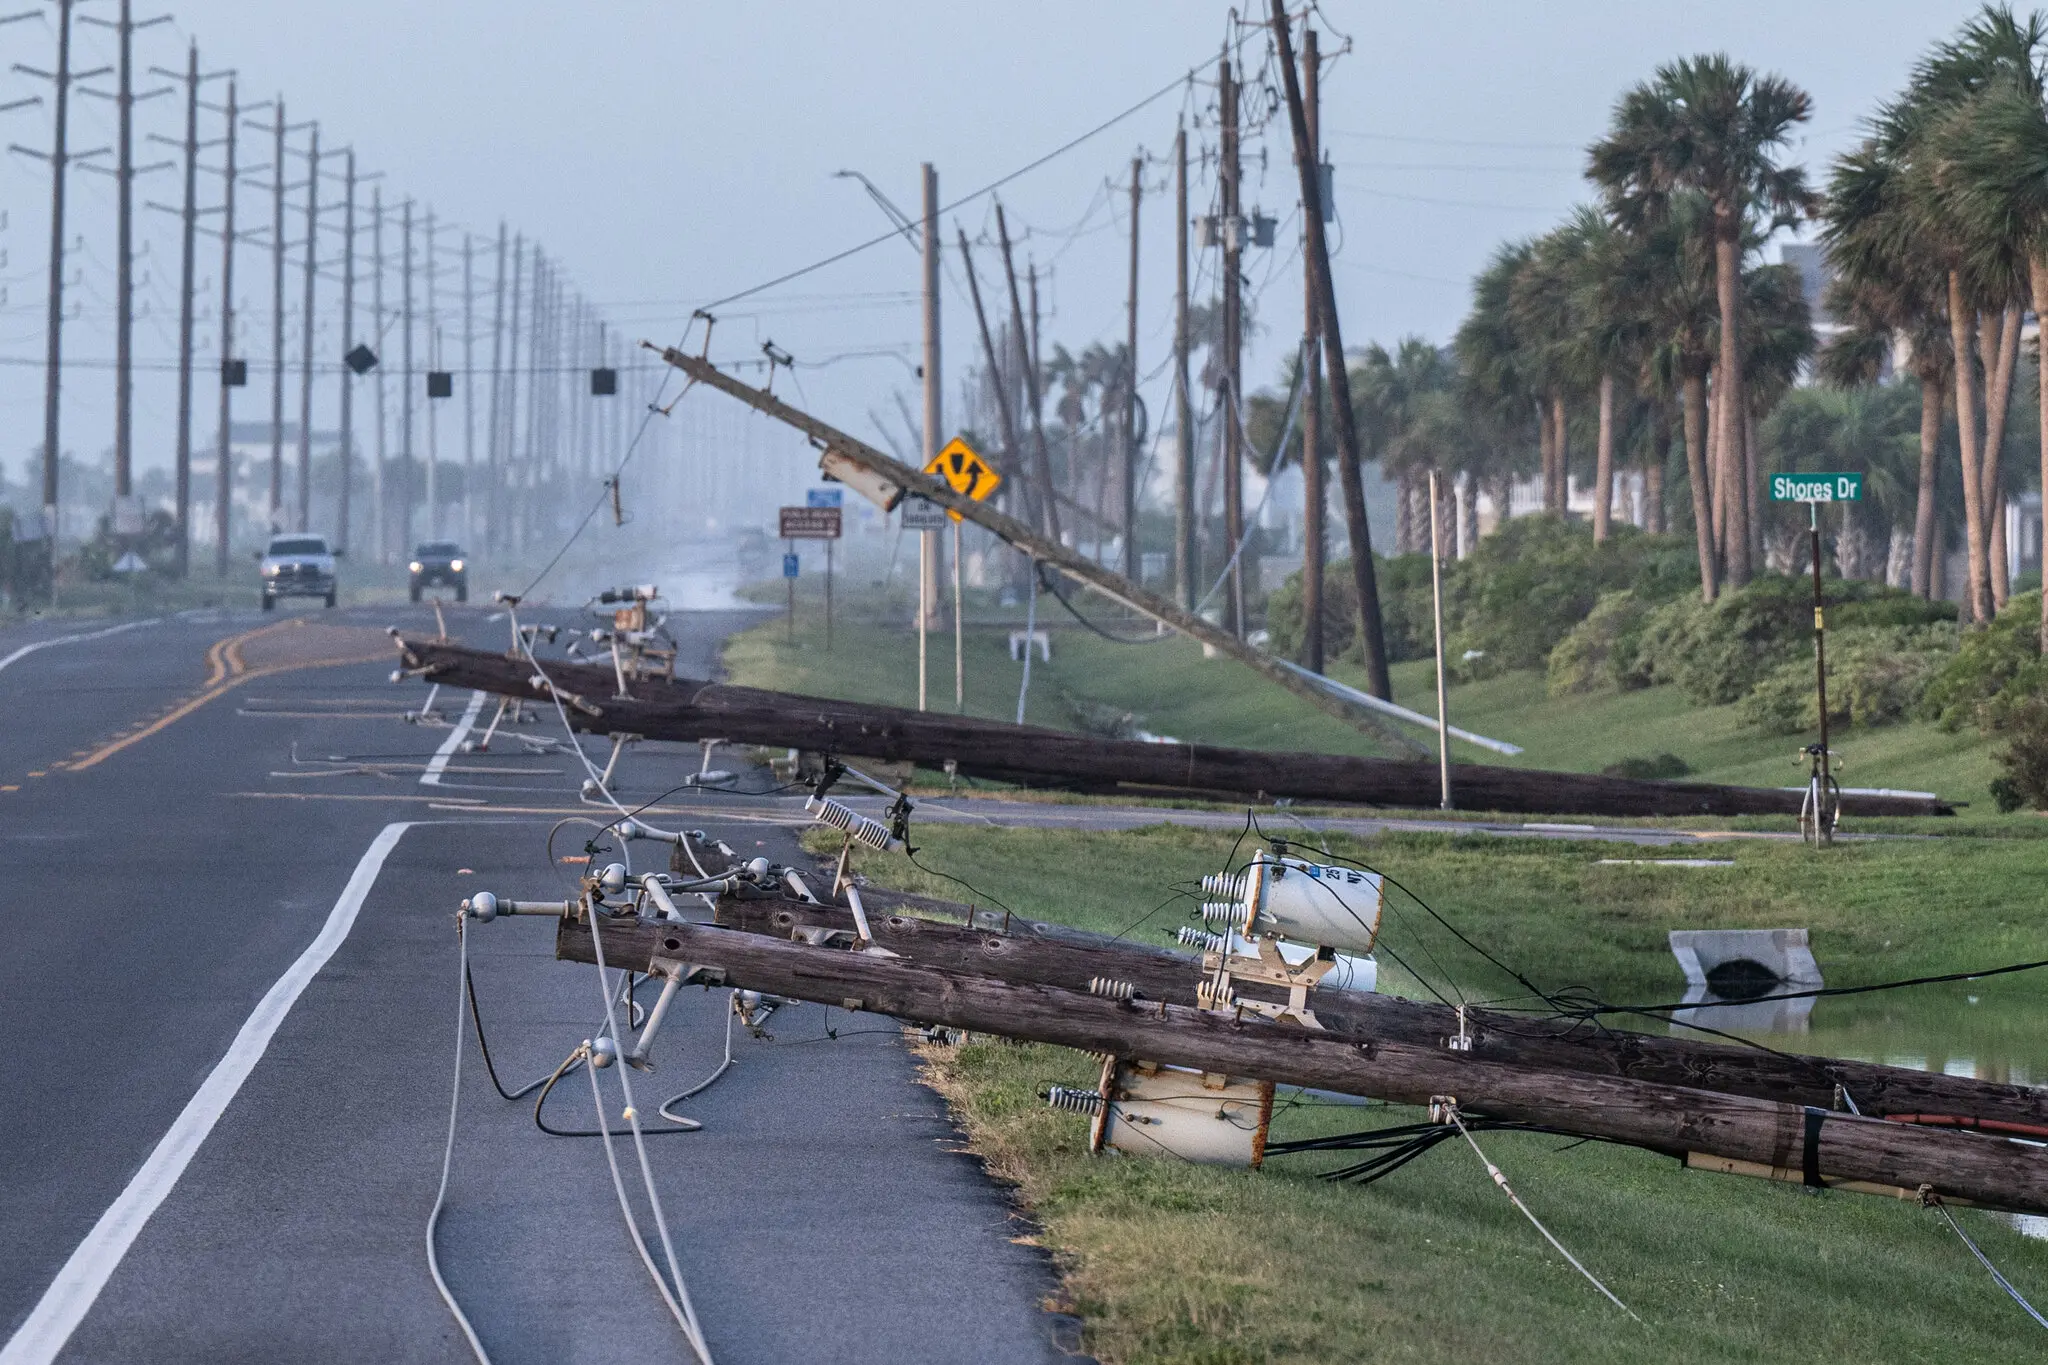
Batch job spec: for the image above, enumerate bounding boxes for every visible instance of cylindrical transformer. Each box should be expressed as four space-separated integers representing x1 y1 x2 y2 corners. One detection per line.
1240 854 1384 956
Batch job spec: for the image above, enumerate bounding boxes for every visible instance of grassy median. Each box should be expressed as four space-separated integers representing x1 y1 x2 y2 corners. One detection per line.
816 819 2048 1364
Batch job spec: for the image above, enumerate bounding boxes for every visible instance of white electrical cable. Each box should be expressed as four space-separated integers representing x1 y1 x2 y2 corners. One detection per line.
586 907 715 1363
1445 1108 1640 1322
427 917 494 1365
661 991 740 1122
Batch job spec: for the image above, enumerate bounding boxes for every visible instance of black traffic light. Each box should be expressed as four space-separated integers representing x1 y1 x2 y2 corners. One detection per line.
221 358 248 387
345 343 378 375
590 367 617 396
427 371 453 399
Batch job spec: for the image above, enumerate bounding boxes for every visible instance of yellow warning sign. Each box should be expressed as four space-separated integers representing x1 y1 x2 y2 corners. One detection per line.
924 436 1002 520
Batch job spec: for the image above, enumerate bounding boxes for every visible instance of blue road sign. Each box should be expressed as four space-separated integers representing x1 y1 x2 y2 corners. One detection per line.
806 488 844 508
783 553 800 579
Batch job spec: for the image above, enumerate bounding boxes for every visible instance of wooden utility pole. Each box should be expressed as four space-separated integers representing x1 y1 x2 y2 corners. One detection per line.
1219 49 1246 637
920 164 943 703
370 188 387 562
1123 155 1142 583
25 0 99 571
336 152 358 555
523 251 547 549
958 230 1024 487
266 101 286 530
996 205 1060 543
1174 121 1196 611
503 236 525 553
1300 26 1325 672
400 199 415 551
82 0 172 540
564 919 2048 1216
294 126 318 532
211 82 239 576
424 208 439 538
635 354 1439 754
486 223 506 550
462 234 476 541
165 43 203 576
708 893 2045 1130
405 636 1950 819
1268 1 1393 699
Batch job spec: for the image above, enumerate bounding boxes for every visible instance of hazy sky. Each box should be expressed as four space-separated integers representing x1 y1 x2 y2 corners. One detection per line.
0 0 2014 493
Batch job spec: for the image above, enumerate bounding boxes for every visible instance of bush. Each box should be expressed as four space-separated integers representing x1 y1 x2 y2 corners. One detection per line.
1990 698 2048 813
1546 591 1656 696
1920 591 2046 731
1445 516 1695 678
1737 623 1958 735
1635 575 1929 707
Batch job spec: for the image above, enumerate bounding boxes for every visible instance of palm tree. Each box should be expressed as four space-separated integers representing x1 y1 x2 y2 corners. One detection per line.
1507 224 1593 514
1631 193 1724 601
1589 54 1817 588
1929 21 2048 642
1455 242 1544 536
1562 205 1652 541
1819 141 1955 598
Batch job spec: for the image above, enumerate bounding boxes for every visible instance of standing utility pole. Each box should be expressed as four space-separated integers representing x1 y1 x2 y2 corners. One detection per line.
371 188 387 561
996 205 1058 543
462 233 476 540
503 235 525 552
424 209 439 537
1122 155 1141 583
1219 49 1245 638
265 100 286 528
486 222 506 551
920 164 942 708
1269 1 1391 697
210 81 242 576
294 125 319 531
148 42 217 576
1174 121 1195 611
400 199 415 551
15 0 109 569
1299 27 1325 672
336 151 358 554
80 0 172 539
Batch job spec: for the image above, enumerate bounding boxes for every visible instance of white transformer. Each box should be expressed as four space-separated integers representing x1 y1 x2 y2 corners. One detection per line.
1200 854 1385 958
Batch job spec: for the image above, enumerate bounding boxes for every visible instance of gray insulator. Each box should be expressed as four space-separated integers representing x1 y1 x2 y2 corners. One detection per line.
1174 925 1225 951
1045 1085 1103 1115
590 1036 619 1070
1199 901 1250 929
599 862 628 895
1200 871 1246 899
464 891 499 923
1088 976 1137 1001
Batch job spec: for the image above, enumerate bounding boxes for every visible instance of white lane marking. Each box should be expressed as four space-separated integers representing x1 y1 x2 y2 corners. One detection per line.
421 690 485 786
0 822 414 1365
0 618 160 677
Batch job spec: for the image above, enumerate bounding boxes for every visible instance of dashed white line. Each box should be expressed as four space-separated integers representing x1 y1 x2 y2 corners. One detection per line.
0 618 160 677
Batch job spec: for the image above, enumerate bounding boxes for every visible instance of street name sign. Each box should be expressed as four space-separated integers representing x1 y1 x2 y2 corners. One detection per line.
1770 473 1863 503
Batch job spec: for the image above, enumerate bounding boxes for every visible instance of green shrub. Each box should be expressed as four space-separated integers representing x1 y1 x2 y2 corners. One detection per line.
1920 591 2046 731
1546 590 1655 696
1635 575 1922 707
1989 698 2048 812
1445 515 1695 678
1737 623 1958 735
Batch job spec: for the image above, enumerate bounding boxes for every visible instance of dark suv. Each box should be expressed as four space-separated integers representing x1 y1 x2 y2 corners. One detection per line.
258 534 338 610
410 542 468 602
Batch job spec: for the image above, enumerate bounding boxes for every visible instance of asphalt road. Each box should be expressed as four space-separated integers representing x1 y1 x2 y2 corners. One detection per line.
0 603 1074 1365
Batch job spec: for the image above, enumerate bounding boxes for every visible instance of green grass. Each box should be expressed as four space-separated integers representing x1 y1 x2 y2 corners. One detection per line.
836 820 2048 1363
724 604 2021 823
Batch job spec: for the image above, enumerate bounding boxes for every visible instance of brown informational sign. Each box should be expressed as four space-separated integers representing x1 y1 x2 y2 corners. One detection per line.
778 505 843 540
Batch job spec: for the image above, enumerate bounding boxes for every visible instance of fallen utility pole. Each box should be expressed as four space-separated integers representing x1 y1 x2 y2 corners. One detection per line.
698 893 2045 1131
399 638 1951 819
644 344 1423 753
563 916 2048 1214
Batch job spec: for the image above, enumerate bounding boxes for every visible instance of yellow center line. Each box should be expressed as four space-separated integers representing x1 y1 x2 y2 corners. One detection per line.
60 651 389 773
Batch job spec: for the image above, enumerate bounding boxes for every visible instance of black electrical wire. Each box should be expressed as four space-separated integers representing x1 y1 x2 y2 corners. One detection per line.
1033 564 1171 644
1264 1117 1651 1187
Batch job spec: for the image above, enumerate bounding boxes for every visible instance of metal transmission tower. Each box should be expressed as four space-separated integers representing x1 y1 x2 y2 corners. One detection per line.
145 43 228 577
333 153 378 555
11 0 109 578
78 0 172 540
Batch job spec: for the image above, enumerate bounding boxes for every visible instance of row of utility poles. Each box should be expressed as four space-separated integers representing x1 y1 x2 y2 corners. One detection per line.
4 0 624 583
908 10 1389 698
